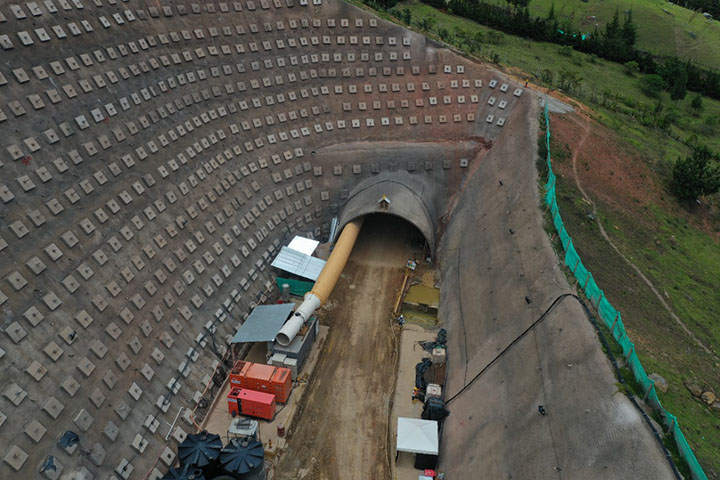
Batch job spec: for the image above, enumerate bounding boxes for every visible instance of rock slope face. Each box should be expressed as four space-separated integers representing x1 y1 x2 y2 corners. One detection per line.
0 0 521 478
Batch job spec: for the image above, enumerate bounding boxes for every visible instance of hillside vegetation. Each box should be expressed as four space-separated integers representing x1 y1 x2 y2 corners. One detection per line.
488 0 720 69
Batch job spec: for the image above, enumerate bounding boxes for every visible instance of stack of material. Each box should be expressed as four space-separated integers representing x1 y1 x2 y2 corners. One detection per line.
283 357 299 379
268 353 287 367
271 316 318 373
428 362 447 387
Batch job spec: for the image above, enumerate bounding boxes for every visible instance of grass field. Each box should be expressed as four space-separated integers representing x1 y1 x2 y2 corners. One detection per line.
484 0 720 69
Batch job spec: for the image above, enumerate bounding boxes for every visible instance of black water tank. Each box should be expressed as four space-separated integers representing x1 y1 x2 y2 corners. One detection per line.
161 464 205 480
218 438 266 480
178 430 223 477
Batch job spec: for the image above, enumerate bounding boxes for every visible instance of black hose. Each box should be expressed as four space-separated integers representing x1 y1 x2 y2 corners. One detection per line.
446 293 577 405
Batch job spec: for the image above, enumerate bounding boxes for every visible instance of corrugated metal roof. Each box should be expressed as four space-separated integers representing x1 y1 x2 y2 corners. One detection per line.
231 303 295 343
271 246 326 281
287 235 319 255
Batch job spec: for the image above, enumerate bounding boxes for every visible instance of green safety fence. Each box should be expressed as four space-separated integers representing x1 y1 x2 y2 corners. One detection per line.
276 277 314 296
542 101 707 480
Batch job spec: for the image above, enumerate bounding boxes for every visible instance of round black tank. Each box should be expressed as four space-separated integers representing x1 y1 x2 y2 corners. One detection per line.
161 464 205 480
178 430 223 477
218 438 266 480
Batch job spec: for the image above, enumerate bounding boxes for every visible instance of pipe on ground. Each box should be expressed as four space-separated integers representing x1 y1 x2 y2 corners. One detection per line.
275 218 364 346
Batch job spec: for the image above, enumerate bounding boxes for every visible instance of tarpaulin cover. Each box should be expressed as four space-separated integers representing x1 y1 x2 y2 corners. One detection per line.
232 303 295 343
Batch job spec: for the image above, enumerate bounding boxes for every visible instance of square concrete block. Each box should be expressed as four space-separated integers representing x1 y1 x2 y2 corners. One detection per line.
90 388 105 408
90 442 106 466
61 376 80 397
43 396 64 419
26 360 47 381
44 341 64 361
25 257 47 275
74 408 94 431
4 445 28 471
104 421 119 441
103 369 118 390
115 400 130 420
24 419 46 443
6 321 27 343
4 383 27 405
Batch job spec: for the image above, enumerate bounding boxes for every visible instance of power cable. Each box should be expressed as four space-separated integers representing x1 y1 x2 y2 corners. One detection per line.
446 293 576 405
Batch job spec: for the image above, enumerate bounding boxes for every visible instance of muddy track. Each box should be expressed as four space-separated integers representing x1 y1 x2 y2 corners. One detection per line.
276 217 410 479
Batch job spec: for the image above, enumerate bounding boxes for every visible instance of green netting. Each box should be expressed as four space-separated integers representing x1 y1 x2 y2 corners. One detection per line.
276 277 313 296
542 101 707 480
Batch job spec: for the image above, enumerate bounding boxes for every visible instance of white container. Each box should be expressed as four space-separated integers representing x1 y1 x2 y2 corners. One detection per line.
426 383 442 400
431 347 446 365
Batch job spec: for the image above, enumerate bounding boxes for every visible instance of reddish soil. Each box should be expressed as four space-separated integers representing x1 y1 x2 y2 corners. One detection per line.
549 112 720 238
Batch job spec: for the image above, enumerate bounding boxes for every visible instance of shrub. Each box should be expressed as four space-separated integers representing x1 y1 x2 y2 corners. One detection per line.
639 74 665 98
559 45 573 57
420 0 446 9
624 60 639 76
672 146 720 200
691 93 703 111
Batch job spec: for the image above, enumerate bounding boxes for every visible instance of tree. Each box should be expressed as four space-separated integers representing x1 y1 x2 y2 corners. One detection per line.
639 74 665 98
373 0 397 9
506 0 530 9
398 7 412 24
661 58 688 102
437 27 451 41
420 0 446 9
691 93 703 111
672 146 720 200
547 3 556 20
604 9 621 40
621 10 637 47
417 15 436 32
486 30 505 44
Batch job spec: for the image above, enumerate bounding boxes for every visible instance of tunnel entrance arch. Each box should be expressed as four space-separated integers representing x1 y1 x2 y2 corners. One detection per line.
337 173 438 255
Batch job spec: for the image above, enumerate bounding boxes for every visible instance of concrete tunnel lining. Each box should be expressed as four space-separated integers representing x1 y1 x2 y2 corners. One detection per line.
337 175 438 254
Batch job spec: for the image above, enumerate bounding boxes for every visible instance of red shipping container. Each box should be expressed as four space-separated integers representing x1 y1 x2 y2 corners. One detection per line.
229 361 292 403
236 388 275 421
227 387 242 416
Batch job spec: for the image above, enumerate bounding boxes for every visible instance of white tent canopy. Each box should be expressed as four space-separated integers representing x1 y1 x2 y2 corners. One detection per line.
287 235 319 256
396 417 439 455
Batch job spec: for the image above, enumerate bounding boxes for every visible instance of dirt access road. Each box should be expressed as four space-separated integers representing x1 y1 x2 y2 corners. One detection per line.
276 215 418 480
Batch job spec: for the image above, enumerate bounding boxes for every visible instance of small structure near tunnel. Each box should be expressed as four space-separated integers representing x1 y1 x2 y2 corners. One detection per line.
396 417 439 470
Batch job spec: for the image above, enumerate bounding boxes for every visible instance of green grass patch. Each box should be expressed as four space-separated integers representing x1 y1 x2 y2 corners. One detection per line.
482 0 720 70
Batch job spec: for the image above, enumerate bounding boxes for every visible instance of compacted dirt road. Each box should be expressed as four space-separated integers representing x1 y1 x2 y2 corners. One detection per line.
276 215 414 479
